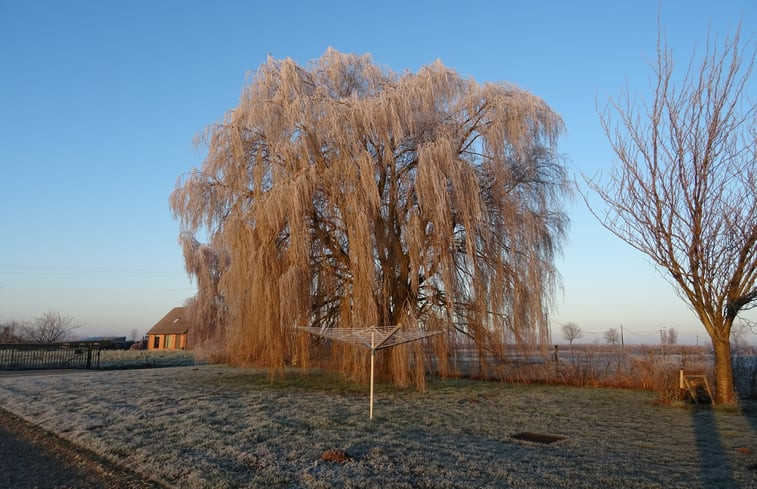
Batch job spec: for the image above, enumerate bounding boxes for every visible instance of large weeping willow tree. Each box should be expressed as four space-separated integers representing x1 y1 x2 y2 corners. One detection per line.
171 49 570 386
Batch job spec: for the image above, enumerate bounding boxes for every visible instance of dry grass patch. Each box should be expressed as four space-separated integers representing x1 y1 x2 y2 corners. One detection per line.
0 365 755 488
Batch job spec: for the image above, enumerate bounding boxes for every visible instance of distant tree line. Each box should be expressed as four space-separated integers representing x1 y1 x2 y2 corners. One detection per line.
561 323 679 346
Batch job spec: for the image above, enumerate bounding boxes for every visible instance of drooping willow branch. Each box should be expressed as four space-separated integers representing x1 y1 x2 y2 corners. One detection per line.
172 49 570 387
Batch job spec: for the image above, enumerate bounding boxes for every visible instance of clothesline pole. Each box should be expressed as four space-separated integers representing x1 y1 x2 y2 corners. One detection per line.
295 325 442 421
369 330 375 420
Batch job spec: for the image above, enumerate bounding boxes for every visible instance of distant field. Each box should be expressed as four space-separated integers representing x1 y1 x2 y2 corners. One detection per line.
0 365 755 488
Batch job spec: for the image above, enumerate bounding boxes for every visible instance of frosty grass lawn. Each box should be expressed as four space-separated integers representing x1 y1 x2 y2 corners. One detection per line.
0 362 755 488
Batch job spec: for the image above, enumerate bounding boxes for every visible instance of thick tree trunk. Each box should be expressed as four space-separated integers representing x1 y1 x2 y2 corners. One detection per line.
712 336 736 405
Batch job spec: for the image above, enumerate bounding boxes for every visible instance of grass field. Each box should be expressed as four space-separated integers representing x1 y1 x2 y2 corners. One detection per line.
0 364 755 488
98 349 198 369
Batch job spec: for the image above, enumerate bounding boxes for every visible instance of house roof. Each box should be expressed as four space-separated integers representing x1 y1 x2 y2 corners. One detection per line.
146 307 191 335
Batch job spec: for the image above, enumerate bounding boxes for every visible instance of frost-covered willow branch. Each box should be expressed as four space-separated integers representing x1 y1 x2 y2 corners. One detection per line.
171 49 570 386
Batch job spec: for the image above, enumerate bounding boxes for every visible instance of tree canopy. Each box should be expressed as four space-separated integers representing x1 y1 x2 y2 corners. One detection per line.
171 49 570 385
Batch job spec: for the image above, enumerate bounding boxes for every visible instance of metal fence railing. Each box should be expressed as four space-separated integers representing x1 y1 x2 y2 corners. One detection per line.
0 342 103 370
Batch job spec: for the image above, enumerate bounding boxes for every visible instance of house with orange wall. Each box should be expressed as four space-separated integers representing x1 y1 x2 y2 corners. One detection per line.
146 307 190 350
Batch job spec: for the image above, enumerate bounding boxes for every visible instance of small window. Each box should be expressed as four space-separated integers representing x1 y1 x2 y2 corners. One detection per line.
153 335 160 349
172 318 180 324
165 334 175 349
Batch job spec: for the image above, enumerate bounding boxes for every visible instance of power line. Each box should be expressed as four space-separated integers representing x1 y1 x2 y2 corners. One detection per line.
0 263 186 277
620 326 657 337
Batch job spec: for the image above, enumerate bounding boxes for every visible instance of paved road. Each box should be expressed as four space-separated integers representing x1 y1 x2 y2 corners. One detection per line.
0 371 165 489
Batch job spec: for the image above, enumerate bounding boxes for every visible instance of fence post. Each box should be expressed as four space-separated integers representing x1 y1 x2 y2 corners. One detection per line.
86 344 92 369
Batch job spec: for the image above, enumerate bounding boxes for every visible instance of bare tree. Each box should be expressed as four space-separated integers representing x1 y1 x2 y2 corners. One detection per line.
562 323 583 345
666 327 678 346
21 311 79 343
171 49 570 386
604 328 620 345
0 320 24 343
589 23 756 404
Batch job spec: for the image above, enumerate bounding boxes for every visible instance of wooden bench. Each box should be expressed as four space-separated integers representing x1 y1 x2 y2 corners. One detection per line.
679 370 713 404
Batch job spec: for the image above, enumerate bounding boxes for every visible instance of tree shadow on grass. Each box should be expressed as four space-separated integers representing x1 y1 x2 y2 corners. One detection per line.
740 398 757 434
692 405 738 488
740 399 757 478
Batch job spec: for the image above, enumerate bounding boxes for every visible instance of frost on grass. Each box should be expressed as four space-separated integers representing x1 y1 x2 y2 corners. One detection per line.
0 366 755 488
98 349 198 369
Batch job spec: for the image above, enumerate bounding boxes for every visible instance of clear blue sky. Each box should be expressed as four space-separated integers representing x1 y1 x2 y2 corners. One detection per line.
1 1 754 344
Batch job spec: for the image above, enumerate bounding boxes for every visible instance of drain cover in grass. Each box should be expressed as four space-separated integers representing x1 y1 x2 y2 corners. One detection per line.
512 432 566 444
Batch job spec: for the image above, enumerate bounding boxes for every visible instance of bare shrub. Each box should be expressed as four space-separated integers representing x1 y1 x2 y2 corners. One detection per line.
488 344 717 403
633 353 683 404
0 320 24 343
190 339 230 365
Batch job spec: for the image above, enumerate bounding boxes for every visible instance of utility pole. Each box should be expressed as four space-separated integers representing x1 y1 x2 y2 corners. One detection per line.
620 324 624 352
